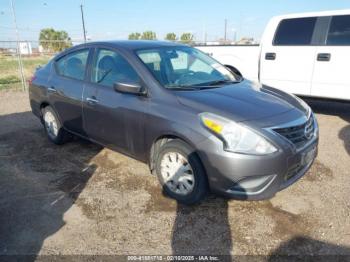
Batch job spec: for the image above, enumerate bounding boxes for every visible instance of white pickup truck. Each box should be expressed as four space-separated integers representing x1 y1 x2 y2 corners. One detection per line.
197 9 350 100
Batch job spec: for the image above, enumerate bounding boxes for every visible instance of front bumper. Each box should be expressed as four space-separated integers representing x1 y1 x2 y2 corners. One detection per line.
196 119 319 200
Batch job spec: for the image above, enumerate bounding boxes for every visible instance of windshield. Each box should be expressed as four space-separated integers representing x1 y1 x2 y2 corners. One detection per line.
136 46 239 89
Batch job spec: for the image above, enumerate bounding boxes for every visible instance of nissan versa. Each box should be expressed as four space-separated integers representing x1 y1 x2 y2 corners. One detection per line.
29 41 319 204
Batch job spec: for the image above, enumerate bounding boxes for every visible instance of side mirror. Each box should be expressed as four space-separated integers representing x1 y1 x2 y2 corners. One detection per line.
113 81 145 95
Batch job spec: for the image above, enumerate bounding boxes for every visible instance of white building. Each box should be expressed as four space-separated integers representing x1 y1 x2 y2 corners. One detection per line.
19 42 32 55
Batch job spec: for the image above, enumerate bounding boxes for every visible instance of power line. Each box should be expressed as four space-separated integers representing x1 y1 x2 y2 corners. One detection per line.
0 25 82 32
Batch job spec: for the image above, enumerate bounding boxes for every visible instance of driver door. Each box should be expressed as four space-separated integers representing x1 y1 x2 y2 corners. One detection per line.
82 47 147 159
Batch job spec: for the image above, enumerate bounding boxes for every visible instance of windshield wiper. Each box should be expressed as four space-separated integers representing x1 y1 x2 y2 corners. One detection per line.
166 85 198 91
166 80 239 91
194 79 238 87
166 83 201 90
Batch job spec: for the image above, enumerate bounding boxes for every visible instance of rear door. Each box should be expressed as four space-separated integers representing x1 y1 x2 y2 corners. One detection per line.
49 48 91 133
82 47 146 159
260 17 318 95
311 15 350 100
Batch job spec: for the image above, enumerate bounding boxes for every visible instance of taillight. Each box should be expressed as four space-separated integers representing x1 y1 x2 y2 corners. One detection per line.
29 75 36 85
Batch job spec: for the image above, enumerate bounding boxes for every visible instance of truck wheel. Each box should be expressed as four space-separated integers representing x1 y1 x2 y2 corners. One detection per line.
155 139 208 205
42 106 70 145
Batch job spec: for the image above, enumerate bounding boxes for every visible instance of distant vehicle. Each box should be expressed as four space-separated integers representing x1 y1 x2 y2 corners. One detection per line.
29 41 318 204
197 9 350 101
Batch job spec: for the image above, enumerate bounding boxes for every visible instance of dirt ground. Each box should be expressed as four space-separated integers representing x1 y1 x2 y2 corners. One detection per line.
0 91 349 259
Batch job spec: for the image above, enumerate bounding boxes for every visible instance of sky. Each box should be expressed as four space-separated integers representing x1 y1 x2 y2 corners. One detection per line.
0 0 349 43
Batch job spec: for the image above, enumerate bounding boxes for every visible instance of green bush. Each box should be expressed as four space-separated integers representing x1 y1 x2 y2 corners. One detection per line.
0 75 21 85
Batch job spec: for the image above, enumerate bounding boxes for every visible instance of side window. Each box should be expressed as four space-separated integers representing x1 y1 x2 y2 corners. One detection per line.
92 49 139 87
327 15 350 45
274 17 317 46
56 49 89 80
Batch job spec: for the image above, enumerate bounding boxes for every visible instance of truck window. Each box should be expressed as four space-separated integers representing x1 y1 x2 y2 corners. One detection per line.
273 17 317 46
327 15 350 45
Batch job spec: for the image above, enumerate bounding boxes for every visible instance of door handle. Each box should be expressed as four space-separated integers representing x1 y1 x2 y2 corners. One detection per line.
47 87 57 93
86 97 99 104
317 53 331 62
265 52 276 60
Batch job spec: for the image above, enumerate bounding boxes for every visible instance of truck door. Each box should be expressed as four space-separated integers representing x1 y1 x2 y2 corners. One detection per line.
311 15 350 100
260 17 318 96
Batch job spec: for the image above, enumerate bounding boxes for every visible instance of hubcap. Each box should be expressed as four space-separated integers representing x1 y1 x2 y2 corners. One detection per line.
44 111 58 137
160 152 195 195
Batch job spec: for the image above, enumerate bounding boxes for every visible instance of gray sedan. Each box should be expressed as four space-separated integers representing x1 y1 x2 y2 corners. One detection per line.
29 40 318 204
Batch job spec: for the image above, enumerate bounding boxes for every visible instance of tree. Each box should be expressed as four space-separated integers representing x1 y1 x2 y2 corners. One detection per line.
141 31 157 40
180 33 194 44
128 32 141 40
39 28 72 52
165 33 177 41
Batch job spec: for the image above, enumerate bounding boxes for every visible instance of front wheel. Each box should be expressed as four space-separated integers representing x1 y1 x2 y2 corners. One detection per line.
42 106 70 145
155 139 208 205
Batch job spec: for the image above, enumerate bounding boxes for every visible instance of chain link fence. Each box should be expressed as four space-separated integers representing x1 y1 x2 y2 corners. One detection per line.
0 40 83 91
0 39 258 91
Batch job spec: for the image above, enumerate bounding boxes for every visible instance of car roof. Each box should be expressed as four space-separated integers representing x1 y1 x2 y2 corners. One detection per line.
80 40 187 50
53 40 189 61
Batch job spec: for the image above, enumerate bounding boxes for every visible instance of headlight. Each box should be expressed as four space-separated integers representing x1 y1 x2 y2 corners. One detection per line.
200 112 277 155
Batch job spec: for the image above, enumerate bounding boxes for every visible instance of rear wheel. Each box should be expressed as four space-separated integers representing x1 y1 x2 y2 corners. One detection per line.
42 106 70 145
155 139 208 205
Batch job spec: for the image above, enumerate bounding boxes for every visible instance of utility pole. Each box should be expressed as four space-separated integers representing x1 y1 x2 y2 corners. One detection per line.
202 20 207 44
232 29 237 43
10 0 26 91
224 19 227 42
80 4 87 42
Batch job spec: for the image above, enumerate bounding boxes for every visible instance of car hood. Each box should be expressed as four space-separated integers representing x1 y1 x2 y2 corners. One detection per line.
175 80 308 123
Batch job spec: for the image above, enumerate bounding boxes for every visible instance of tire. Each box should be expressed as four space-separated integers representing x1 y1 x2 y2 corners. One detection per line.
42 106 70 145
155 139 208 205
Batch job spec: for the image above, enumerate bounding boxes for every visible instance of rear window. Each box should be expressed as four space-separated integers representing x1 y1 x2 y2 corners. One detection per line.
274 17 317 46
327 15 350 45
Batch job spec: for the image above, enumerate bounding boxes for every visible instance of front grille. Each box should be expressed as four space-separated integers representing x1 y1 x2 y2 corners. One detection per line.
273 115 314 148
